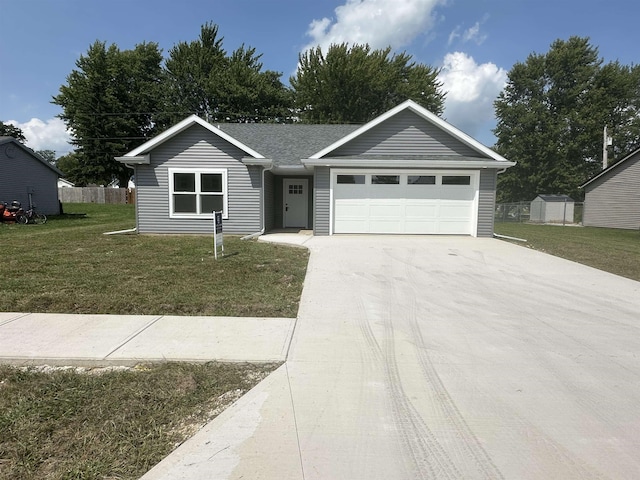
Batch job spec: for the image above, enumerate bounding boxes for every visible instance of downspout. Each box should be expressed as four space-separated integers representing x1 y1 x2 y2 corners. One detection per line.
493 233 527 242
241 162 274 240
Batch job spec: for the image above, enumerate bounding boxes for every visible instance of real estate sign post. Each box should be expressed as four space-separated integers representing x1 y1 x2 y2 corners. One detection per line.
213 211 224 260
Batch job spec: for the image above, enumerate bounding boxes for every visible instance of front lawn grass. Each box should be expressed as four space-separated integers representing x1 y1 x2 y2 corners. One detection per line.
0 203 308 317
494 222 640 281
0 362 278 480
0 204 297 479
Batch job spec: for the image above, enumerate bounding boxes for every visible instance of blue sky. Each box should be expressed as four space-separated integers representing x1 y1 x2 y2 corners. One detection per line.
1 0 638 155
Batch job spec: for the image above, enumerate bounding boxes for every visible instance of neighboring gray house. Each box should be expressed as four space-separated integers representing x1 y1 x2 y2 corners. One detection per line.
0 136 62 215
116 100 515 237
581 148 640 230
530 195 575 224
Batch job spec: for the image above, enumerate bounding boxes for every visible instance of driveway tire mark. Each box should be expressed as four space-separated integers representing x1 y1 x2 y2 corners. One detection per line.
356 283 461 479
391 247 505 479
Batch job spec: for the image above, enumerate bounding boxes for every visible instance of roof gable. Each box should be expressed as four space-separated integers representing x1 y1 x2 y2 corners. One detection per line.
121 115 265 159
581 147 640 188
309 100 511 164
0 136 63 176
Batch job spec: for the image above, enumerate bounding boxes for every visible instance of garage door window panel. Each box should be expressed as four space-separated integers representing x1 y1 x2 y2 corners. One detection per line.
372 175 400 185
442 175 471 185
408 175 436 185
337 174 365 184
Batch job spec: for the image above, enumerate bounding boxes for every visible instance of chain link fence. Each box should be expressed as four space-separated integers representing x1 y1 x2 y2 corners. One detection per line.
495 202 583 224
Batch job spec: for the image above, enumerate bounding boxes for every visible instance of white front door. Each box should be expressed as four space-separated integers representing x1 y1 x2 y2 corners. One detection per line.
284 179 308 228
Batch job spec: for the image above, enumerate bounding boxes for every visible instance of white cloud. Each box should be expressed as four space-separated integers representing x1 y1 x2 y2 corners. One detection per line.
448 17 489 46
302 0 446 53
448 26 461 46
7 118 72 156
462 22 487 45
438 51 507 141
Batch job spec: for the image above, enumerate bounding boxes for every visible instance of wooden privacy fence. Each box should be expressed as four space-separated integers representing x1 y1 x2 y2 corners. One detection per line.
58 187 135 204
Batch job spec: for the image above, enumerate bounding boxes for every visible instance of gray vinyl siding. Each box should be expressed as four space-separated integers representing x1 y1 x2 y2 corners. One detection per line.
330 109 480 158
313 167 331 235
477 169 497 237
583 154 640 229
0 146 60 215
135 124 261 234
264 170 275 232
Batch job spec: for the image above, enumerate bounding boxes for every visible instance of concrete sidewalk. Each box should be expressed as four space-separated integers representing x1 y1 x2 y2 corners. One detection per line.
0 312 296 365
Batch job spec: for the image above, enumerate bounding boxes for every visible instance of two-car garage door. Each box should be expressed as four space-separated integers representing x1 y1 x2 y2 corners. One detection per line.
332 171 478 235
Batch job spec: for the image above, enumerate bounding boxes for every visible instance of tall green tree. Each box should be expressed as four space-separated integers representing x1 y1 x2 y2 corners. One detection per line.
290 43 445 123
218 45 293 122
55 152 87 184
162 22 291 125
0 121 26 143
35 150 56 165
53 41 164 186
494 36 640 202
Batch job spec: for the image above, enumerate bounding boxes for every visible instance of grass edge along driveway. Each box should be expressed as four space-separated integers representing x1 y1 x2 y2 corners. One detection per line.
494 222 640 282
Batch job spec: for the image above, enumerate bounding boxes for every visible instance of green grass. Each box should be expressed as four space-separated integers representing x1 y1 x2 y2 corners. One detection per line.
0 362 279 480
0 203 309 317
495 222 640 281
0 204 298 479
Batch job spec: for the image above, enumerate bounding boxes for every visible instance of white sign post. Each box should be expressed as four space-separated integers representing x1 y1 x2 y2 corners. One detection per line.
213 211 224 260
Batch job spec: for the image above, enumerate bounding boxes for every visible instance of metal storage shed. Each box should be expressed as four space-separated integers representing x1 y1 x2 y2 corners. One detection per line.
530 195 574 224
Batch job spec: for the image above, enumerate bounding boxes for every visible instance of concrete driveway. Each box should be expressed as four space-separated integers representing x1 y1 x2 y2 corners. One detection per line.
143 235 640 480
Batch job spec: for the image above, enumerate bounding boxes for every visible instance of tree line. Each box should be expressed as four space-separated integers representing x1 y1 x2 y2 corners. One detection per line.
3 23 639 202
49 22 444 187
494 36 640 202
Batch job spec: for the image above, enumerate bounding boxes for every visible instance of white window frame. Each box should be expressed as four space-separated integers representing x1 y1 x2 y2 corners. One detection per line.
168 168 228 219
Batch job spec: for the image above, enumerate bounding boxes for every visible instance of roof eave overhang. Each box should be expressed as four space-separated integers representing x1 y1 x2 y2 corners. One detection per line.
301 158 517 169
115 154 150 165
241 157 273 167
271 164 312 175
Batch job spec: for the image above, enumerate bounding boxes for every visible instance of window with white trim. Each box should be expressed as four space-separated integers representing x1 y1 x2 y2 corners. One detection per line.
169 168 228 218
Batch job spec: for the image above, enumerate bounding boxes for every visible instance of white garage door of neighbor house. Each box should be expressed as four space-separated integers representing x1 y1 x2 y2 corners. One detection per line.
332 171 477 235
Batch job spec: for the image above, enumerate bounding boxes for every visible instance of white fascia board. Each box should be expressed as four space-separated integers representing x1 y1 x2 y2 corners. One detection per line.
309 99 512 165
123 115 265 159
115 154 149 164
302 158 516 169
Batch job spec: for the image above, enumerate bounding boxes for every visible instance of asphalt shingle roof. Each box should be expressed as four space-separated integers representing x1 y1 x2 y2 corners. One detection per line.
217 123 361 166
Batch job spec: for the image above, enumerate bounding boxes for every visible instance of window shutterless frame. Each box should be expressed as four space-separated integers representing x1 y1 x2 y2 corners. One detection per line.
168 168 228 219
